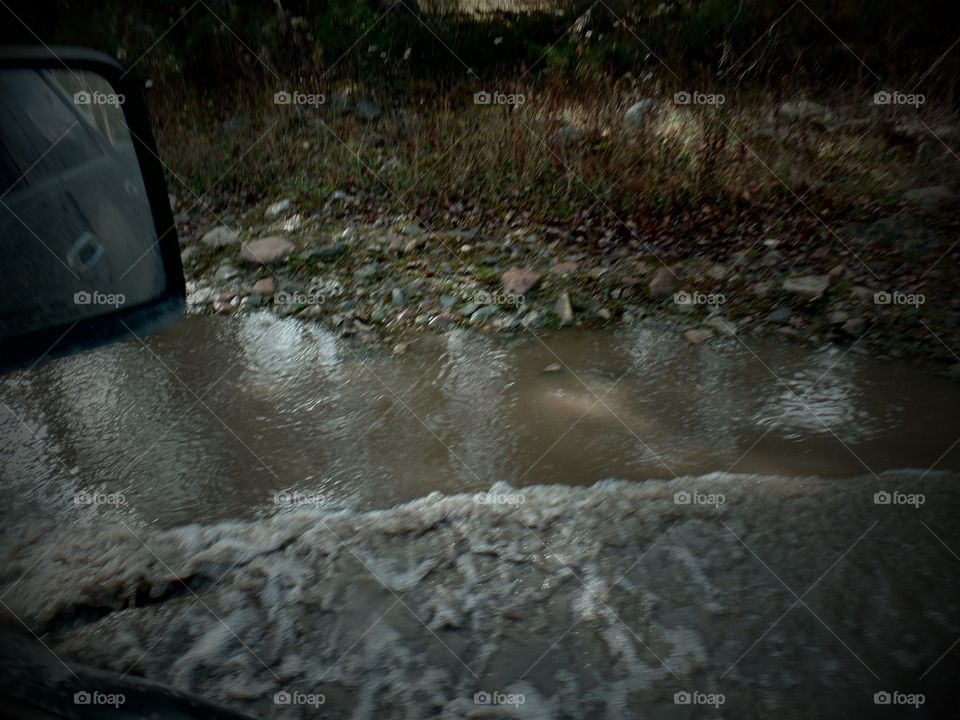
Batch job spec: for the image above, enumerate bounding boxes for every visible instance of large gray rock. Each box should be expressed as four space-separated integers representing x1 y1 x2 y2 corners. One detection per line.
624 99 658 126
783 275 830 300
550 125 583 146
841 214 939 254
355 99 380 121
201 225 239 248
239 236 295 265
648 268 677 297
903 185 954 211
501 268 542 296
264 199 294 221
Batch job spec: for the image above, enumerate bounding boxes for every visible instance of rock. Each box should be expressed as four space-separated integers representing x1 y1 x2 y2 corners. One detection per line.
392 342 408 356
903 185 954 211
400 223 421 235
213 296 237 315
201 225 239 248
776 100 829 123
356 263 380 279
459 302 481 317
550 261 579 276
765 307 792 324
827 310 849 325
239 295 261 311
750 282 773 298
391 288 407 306
251 277 275 296
307 243 348 260
239 236 295 265
648 268 677 297
842 317 866 336
542 363 563 373
597 307 612 320
624 99 658 126
214 263 240 281
469 305 499 323
439 294 457 310
685 329 714 344
330 190 355 204
180 245 198 265
841 214 939 254
550 125 582 146
355 99 381 120
403 238 422 254
704 315 737 335
264 199 294 221
521 310 544 329
168 193 177 213
502 268 542 296
429 313 456 329
555 292 574 325
850 286 873 302
783 275 830 300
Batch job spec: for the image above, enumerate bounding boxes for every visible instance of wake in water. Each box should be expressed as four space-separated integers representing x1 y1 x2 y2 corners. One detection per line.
2 471 959 718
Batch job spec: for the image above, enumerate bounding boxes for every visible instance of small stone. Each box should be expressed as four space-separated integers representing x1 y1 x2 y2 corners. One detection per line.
827 310 849 325
550 261 579 276
393 342 408 355
400 223 421 235
264 199 294 221
766 307 792 324
239 236 295 265
551 125 583 145
470 305 499 323
783 275 830 300
308 243 347 260
685 329 714 344
201 225 239 248
429 313 456 329
180 245 198 265
459 302 481 317
842 317 866 336
403 238 422 253
750 282 773 298
251 277 275 296
555 292 574 325
502 268 542 296
214 263 240 281
624 99 658 125
239 295 261 310
356 99 381 120
648 268 677 297
597 307 612 320
542 363 563 373
439 294 457 310
903 185 954 211
391 288 407 306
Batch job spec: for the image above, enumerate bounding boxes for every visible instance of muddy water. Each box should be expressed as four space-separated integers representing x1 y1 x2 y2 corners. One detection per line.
1 313 958 529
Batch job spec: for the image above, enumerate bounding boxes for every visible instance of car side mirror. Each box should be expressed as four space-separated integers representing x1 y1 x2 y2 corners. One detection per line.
0 46 184 371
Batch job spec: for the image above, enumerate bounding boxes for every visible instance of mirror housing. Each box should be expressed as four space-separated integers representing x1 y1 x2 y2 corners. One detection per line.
0 46 184 371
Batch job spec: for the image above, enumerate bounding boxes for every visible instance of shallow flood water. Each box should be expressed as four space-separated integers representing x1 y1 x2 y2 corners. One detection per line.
1 313 958 529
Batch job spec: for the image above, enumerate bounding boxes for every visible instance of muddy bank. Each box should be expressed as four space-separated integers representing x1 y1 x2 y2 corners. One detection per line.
3 470 959 718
